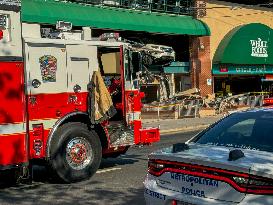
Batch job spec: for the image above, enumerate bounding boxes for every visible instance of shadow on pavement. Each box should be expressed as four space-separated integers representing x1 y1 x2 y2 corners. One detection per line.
0 179 145 205
99 155 139 169
0 154 145 205
0 172 145 205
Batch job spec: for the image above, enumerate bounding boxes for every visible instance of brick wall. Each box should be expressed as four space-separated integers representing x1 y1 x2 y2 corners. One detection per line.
190 36 212 96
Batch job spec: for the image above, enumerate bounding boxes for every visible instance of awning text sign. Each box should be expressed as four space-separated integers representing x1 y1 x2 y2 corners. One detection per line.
250 38 268 58
213 64 273 75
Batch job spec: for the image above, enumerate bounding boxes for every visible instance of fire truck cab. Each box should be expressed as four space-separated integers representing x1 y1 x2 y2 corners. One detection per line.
0 3 159 183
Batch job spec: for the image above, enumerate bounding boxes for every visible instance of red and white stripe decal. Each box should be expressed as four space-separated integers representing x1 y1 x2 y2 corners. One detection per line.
0 61 28 166
0 122 27 166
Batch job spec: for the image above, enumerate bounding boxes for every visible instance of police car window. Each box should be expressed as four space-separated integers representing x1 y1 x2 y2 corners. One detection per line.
225 119 255 137
195 111 273 152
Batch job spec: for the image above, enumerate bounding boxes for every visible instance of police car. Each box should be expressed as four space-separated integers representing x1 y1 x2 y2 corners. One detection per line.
144 108 273 205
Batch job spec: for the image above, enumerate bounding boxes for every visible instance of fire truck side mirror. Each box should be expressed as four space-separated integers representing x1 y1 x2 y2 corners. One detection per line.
32 79 41 88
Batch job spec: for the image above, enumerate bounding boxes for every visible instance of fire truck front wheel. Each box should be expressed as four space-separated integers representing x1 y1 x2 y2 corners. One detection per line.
49 122 102 183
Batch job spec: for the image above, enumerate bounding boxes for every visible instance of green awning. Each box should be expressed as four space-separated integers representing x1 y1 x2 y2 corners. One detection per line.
21 0 210 36
164 62 189 73
213 23 273 65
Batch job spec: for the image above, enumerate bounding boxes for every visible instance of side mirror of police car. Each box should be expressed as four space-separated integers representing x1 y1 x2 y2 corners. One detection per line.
32 79 41 88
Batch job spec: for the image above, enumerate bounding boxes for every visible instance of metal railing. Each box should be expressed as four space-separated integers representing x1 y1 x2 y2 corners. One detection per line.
62 0 196 16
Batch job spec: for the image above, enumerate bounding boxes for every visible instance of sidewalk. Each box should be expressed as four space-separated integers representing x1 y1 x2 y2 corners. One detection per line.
142 115 223 134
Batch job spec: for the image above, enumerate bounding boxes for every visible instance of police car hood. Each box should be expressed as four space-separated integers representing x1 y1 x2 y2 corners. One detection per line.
149 143 273 179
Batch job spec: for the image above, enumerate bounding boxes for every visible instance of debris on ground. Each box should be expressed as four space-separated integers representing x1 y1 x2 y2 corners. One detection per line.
142 91 268 119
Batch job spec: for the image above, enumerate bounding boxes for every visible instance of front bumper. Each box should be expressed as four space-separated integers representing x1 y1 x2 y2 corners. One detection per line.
134 120 160 145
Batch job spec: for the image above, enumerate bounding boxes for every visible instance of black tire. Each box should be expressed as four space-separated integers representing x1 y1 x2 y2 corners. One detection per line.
49 122 102 183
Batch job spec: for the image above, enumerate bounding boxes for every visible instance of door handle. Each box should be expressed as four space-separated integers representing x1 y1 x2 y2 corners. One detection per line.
32 79 41 88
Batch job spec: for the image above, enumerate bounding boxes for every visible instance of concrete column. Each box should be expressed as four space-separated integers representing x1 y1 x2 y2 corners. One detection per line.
82 27 92 40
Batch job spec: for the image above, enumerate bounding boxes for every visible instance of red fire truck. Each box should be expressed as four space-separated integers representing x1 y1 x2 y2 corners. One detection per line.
0 2 159 183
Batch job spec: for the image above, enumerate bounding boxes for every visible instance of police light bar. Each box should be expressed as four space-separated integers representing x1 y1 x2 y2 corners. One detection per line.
56 21 72 32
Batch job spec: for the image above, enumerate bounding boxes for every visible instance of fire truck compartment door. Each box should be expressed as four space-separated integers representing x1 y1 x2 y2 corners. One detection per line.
66 45 98 107
122 46 143 124
121 46 160 145
25 43 68 121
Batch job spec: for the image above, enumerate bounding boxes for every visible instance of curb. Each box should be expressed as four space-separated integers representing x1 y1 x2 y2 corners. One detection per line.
160 124 209 135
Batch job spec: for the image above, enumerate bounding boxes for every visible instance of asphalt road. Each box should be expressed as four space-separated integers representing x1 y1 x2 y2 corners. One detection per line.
0 130 200 205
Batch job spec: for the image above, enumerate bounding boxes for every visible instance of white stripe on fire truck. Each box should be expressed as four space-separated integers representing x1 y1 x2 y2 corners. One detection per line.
0 118 62 135
126 111 141 121
29 118 58 130
0 118 56 135
0 113 142 135
0 123 26 135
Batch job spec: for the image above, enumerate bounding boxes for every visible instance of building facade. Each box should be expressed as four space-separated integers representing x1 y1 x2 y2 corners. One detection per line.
201 0 273 96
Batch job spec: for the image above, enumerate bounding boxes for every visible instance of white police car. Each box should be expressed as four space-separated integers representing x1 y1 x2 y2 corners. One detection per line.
144 108 273 205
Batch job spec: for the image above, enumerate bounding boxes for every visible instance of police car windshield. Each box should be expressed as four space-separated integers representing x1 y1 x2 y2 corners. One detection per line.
195 110 273 152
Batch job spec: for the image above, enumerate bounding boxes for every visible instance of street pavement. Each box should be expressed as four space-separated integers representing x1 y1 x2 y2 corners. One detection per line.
143 115 223 134
0 130 201 205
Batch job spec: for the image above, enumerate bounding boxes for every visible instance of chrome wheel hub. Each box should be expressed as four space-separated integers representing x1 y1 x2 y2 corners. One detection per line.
66 137 92 170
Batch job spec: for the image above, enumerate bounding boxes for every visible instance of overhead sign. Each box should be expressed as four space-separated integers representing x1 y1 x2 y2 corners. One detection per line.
250 38 268 58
